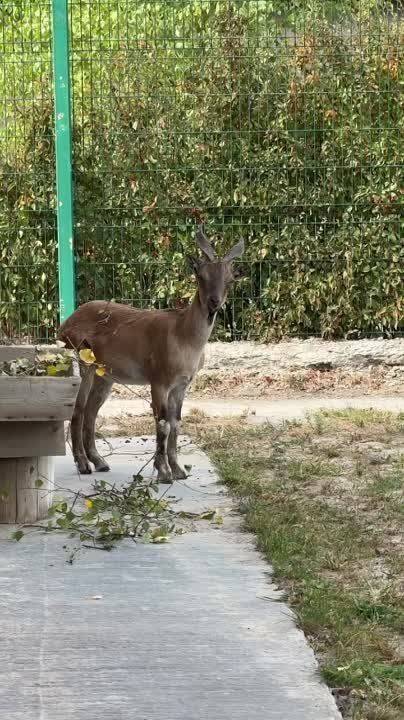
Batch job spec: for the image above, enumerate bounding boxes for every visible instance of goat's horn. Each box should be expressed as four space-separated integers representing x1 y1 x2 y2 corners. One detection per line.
195 224 217 261
224 237 245 262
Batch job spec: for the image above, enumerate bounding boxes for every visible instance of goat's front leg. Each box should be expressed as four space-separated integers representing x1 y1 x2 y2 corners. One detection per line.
151 385 172 483
83 375 113 471
71 365 95 474
167 386 187 480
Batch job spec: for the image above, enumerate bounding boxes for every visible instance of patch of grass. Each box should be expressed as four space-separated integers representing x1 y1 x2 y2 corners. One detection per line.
323 659 404 691
186 407 210 423
97 407 213 439
286 371 308 391
191 372 220 392
192 410 404 719
320 408 404 432
324 446 342 459
97 413 155 438
368 471 403 498
308 412 327 435
353 599 400 626
284 458 342 483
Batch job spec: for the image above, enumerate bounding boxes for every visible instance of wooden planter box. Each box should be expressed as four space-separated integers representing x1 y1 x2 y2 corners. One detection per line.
0 345 80 524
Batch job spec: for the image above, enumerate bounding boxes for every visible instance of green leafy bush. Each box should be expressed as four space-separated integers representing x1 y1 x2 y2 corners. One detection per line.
0 1 402 339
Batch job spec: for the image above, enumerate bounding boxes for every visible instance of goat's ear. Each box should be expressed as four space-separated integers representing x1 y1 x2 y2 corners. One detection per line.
224 237 245 262
195 224 217 262
187 254 201 274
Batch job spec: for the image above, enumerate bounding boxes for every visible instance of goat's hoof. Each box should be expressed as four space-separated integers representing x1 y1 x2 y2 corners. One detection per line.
76 458 92 475
92 458 110 472
95 464 110 472
157 472 173 484
156 465 173 484
154 454 173 483
170 464 187 480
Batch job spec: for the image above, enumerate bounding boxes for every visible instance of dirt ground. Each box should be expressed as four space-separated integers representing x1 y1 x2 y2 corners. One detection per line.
111 337 404 401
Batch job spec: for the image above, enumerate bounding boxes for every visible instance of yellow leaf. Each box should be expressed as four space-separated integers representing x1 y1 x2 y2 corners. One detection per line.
79 348 96 365
39 352 59 362
55 363 69 374
84 499 93 509
47 365 57 376
142 195 158 214
198 510 216 520
95 366 106 377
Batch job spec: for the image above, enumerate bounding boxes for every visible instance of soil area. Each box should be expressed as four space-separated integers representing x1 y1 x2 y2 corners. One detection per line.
111 338 404 401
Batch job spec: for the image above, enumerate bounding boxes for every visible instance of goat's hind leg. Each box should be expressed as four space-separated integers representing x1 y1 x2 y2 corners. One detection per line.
71 365 95 474
83 375 113 472
151 385 172 483
167 386 187 480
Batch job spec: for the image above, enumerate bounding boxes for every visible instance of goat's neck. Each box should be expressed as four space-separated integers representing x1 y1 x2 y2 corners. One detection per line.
180 292 215 349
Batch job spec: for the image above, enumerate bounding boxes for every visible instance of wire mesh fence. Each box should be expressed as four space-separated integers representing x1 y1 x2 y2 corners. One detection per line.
1 1 403 342
0 1 57 340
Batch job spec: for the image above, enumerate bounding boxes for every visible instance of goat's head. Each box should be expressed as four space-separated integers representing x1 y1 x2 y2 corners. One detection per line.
187 225 245 319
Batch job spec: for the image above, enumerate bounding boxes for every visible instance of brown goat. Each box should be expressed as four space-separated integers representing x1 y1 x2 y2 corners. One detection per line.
59 226 244 482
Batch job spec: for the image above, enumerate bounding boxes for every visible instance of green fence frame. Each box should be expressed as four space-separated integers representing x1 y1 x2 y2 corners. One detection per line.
52 0 75 322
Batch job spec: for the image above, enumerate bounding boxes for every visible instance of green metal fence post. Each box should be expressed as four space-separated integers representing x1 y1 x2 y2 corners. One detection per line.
52 0 75 322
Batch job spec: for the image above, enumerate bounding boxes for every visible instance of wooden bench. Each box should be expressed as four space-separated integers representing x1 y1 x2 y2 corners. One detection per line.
0 346 80 524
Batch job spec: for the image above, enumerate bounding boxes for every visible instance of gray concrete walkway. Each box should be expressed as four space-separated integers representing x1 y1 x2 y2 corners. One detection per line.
101 394 404 424
0 437 341 719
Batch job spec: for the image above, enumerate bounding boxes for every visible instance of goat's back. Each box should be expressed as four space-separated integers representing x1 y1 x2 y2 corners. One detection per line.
59 300 179 344
58 300 186 383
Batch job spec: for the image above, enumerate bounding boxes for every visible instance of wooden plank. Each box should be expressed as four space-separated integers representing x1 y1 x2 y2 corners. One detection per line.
0 377 80 421
0 346 35 363
15 459 38 524
37 457 54 520
1 344 69 360
15 457 54 524
0 422 66 458
0 457 54 524
0 459 17 523
36 344 63 352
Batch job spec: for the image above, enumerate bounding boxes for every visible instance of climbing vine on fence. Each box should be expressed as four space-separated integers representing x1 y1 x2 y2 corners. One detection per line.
0 1 402 339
